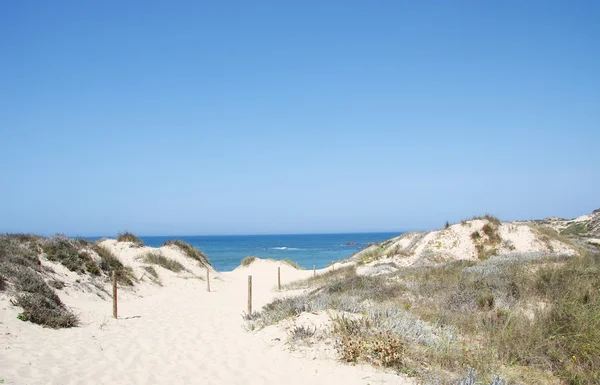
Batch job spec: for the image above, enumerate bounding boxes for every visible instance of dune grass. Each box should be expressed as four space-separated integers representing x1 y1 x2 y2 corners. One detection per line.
93 244 136 286
280 258 304 269
163 239 211 267
116 231 144 247
0 234 78 328
247 249 600 384
142 252 186 272
241 256 257 266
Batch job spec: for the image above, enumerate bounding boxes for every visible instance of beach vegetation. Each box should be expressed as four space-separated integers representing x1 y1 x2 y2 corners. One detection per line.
40 235 101 274
142 252 186 273
247 246 600 384
116 231 144 247
93 245 136 286
163 239 211 267
288 325 316 342
0 235 79 328
141 265 161 285
241 256 257 266
281 258 304 269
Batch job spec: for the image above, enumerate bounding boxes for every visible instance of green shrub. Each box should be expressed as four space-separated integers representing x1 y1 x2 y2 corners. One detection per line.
163 239 211 267
116 232 143 247
143 252 186 272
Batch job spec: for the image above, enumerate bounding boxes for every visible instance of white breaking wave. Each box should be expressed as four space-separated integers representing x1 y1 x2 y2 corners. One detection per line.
271 247 300 251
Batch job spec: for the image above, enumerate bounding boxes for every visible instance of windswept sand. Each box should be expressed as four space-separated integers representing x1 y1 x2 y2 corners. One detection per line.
0 255 411 385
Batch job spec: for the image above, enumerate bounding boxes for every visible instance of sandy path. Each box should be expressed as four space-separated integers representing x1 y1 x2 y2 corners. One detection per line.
1 265 410 385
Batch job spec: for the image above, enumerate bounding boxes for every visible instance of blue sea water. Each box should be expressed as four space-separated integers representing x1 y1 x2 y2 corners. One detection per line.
96 233 400 272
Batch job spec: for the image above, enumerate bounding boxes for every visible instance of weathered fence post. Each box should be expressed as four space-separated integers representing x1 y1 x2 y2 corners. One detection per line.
313 265 316 278
207 268 211 292
112 271 118 319
248 275 252 315
278 266 281 291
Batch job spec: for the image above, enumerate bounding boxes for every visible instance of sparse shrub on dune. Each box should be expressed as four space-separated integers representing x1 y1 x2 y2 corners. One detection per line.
41 236 102 275
0 257 78 328
141 265 161 285
116 231 144 247
93 244 136 286
142 252 186 273
288 325 316 342
241 256 257 266
163 239 211 267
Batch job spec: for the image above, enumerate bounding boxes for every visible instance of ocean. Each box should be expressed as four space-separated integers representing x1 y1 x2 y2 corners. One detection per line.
104 233 401 272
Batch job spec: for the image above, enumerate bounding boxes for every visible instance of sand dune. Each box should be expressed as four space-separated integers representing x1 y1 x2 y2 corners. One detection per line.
1 253 411 385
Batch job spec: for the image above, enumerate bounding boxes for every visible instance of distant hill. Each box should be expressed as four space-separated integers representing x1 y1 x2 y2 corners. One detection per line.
523 208 600 239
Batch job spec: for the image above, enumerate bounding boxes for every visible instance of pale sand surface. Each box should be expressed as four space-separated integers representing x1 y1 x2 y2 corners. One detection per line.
1 258 411 385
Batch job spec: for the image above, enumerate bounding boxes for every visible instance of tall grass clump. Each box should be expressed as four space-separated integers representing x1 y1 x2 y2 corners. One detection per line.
93 244 135 285
116 231 144 247
241 256 257 266
142 252 186 272
163 239 211 267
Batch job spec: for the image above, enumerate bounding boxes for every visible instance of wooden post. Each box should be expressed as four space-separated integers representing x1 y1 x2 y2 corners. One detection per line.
332 262 335 272
278 266 281 291
247 275 252 315
207 268 210 292
313 265 316 278
112 271 117 319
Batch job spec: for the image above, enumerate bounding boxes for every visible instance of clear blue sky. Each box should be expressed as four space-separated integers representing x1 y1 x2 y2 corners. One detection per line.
1 1 598 236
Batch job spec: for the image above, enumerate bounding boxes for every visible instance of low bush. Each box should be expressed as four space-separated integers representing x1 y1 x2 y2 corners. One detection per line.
41 236 101 275
288 325 316 342
0 263 78 328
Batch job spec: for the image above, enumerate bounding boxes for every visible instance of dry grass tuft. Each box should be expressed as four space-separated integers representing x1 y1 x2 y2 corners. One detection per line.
163 239 211 267
142 252 186 272
241 256 257 266
116 231 144 247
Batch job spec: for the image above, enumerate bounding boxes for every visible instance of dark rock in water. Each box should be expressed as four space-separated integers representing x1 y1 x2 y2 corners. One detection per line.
345 241 357 246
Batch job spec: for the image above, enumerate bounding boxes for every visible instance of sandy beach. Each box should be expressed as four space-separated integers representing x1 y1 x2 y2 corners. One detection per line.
1 255 411 385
